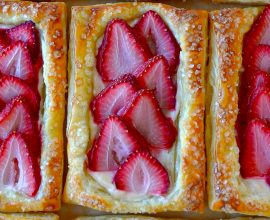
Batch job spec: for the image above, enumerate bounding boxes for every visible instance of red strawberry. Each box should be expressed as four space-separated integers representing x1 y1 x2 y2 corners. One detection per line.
0 76 39 114
243 5 270 65
97 19 150 82
0 41 35 84
238 71 270 122
134 10 180 72
6 21 39 57
240 119 270 178
90 74 138 124
88 115 142 171
114 151 169 195
249 44 270 74
133 55 176 109
0 30 9 51
121 89 177 150
0 97 36 141
0 132 40 196
248 90 270 121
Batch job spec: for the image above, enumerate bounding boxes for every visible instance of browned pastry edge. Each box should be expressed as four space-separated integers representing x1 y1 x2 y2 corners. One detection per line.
207 7 270 216
0 1 66 212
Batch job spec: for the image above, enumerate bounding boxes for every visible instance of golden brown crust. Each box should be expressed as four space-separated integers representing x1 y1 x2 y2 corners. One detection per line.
0 213 59 220
0 1 66 212
207 7 270 217
213 0 270 4
75 216 172 220
63 2 207 213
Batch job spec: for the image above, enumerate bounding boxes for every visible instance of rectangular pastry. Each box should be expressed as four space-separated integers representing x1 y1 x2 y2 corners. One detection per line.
207 6 270 216
0 1 66 212
63 2 207 213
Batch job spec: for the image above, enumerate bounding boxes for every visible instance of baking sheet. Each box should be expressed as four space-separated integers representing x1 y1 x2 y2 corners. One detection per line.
59 0 259 219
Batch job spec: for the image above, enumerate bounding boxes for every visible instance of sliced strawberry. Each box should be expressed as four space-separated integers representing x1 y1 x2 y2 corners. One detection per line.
0 30 9 51
243 5 270 65
90 74 138 124
240 119 270 178
88 115 142 171
114 151 169 195
6 21 39 57
0 76 39 113
0 132 40 196
134 10 180 72
97 19 150 82
249 44 270 74
133 55 176 109
248 90 270 121
0 41 35 84
0 97 36 141
121 89 177 150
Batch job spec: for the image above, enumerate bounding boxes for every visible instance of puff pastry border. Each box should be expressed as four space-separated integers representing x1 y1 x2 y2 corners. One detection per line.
0 213 59 220
0 1 66 212
63 2 207 213
212 0 270 4
207 7 270 216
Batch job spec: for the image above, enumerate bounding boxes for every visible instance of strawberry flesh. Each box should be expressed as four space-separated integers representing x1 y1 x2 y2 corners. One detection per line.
97 19 150 82
249 44 270 74
134 10 180 72
240 119 270 178
114 151 169 195
0 97 36 141
0 41 35 84
121 89 177 150
88 115 142 171
0 132 40 196
248 89 270 122
0 76 39 114
6 21 39 58
243 5 270 65
90 74 138 124
133 55 176 110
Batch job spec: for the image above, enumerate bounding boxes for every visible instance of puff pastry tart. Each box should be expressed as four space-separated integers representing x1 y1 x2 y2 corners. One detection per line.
207 6 270 216
63 2 207 213
0 1 66 212
212 0 270 4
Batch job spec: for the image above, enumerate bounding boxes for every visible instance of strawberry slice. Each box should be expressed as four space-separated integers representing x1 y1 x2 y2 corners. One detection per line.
240 119 270 178
114 151 169 195
249 45 270 74
248 89 270 122
0 41 35 84
97 19 150 82
243 5 270 65
88 115 142 171
6 21 39 57
90 74 138 124
0 132 40 196
134 10 180 72
238 71 270 122
121 89 177 150
133 55 176 109
0 76 39 113
0 97 36 141
0 30 9 51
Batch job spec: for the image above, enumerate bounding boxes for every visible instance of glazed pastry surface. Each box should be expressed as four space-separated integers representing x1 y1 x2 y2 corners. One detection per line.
0 1 66 212
207 7 270 216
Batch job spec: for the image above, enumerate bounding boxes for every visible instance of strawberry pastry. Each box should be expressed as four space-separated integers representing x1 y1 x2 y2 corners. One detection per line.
0 1 66 212
208 6 270 216
64 3 207 213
